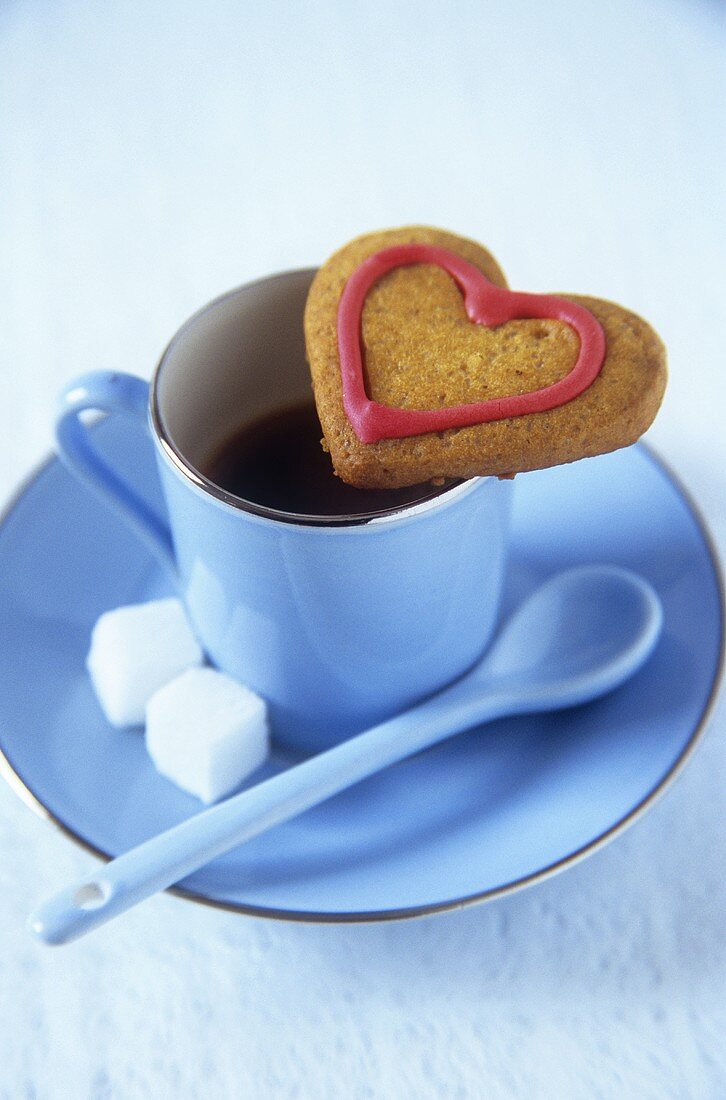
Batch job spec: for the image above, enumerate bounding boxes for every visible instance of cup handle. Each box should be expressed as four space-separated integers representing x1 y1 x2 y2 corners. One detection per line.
55 371 176 576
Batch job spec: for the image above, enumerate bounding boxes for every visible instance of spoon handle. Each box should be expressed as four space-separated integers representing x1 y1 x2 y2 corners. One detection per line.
29 684 503 944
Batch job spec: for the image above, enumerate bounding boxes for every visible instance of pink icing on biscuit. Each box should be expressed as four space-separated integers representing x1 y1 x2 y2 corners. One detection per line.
336 244 606 444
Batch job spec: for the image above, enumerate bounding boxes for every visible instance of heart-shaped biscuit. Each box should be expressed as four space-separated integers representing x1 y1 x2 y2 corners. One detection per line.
304 226 667 488
337 243 606 443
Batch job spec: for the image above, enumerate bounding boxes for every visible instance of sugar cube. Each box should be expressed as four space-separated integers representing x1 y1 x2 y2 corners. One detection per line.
145 667 269 803
87 598 204 727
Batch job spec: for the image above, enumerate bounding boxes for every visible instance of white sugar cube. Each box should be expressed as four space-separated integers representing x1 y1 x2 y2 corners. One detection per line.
87 598 204 727
145 667 269 803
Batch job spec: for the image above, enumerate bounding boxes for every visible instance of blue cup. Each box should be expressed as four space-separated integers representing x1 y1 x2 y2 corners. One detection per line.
56 270 513 754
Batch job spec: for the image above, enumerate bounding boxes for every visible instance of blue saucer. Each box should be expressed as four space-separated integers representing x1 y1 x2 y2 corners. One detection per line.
0 419 722 921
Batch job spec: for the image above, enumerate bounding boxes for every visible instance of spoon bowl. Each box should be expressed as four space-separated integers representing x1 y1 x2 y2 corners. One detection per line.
473 565 664 709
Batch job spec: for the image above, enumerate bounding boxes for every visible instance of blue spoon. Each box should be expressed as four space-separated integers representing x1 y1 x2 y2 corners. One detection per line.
29 565 662 945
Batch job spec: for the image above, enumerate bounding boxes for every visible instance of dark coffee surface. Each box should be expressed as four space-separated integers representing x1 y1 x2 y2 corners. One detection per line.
203 401 446 517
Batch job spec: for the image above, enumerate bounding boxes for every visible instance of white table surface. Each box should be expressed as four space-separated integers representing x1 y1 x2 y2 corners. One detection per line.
1 2 724 1096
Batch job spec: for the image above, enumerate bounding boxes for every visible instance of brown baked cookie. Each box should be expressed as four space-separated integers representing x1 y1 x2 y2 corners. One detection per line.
303 226 667 489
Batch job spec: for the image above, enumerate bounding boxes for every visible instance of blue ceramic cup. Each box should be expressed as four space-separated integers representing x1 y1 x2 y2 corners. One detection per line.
56 270 513 754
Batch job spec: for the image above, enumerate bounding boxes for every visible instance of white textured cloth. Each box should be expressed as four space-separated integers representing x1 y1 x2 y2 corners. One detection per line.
1 1 724 1097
